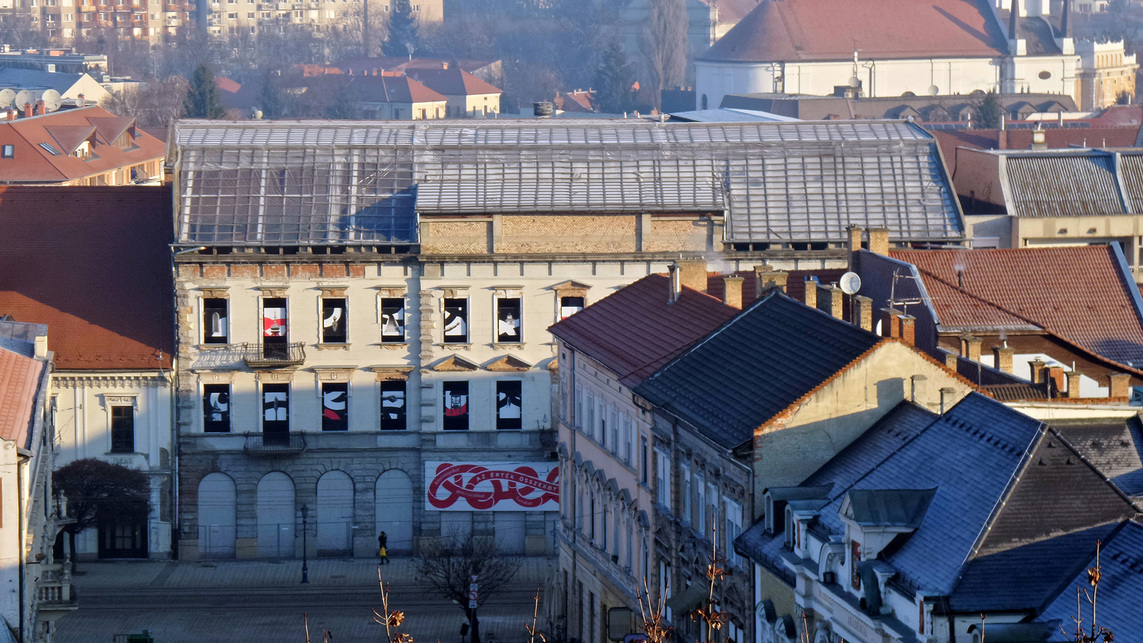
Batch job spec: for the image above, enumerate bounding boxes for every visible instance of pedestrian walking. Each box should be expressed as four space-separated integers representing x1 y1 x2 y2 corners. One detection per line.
378 530 389 564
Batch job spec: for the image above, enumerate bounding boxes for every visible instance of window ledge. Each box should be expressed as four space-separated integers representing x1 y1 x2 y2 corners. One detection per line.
315 343 350 351
491 342 525 350
375 342 410 350
440 343 472 350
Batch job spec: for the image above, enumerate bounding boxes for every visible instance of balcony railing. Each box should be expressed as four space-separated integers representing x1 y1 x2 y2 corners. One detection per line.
243 431 306 456
240 341 305 368
35 563 78 611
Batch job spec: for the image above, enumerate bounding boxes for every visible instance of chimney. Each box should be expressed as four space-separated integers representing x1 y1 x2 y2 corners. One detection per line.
847 225 863 268
961 335 982 362
754 264 788 297
23 101 32 118
898 314 916 346
1046 366 1066 393
1109 373 1131 399
868 228 890 256
992 345 1015 373
1008 0 1019 44
678 259 708 294
33 335 47 359
1066 371 1083 399
1061 0 1070 38
943 350 959 370
817 284 843 319
722 276 744 310
668 262 682 304
853 295 873 332
803 276 819 308
77 93 85 107
34 100 44 116
880 307 902 338
5 110 14 121
1029 358 1047 384
911 374 927 404
940 387 957 414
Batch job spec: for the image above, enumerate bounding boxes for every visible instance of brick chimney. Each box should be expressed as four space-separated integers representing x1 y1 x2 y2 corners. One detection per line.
754 264 787 297
34 100 45 116
23 101 32 118
992 345 1014 374
817 283 843 319
880 307 902 338
1066 371 1083 399
722 276 743 310
678 259 708 294
961 335 982 362
1029 358 1047 384
943 350 959 370
898 314 915 346
853 295 873 332
868 228 890 256
847 225 863 268
803 276 819 308
1109 373 1131 399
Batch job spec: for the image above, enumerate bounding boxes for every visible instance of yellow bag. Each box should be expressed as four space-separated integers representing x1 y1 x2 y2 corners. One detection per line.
380 547 387 556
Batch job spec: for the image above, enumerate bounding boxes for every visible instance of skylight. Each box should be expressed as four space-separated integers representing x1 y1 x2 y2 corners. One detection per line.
38 142 60 156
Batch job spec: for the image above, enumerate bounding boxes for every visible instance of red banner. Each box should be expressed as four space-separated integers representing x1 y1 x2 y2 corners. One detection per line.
425 462 559 511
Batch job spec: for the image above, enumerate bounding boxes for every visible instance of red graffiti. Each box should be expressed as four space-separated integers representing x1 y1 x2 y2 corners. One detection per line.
427 463 559 510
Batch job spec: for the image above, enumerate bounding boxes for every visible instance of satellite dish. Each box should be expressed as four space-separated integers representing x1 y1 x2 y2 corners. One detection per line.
927 85 940 97
41 89 61 112
839 271 862 295
0 89 13 109
848 75 861 88
14 89 33 111
250 107 263 120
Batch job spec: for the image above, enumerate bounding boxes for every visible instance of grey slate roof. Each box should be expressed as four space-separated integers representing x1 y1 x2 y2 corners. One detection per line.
844 488 936 529
0 68 83 94
1042 521 1143 641
634 291 883 449
171 119 963 247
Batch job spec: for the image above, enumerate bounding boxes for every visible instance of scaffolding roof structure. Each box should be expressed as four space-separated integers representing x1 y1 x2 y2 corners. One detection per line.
171 119 964 248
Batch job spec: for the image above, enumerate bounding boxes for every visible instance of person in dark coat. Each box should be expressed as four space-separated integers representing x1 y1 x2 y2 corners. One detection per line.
378 531 389 564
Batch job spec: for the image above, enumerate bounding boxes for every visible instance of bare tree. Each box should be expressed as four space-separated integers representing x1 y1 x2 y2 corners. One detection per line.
104 75 190 128
639 0 687 110
414 533 520 643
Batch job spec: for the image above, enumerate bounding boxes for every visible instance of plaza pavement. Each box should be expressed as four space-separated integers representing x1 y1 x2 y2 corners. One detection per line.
56 556 557 642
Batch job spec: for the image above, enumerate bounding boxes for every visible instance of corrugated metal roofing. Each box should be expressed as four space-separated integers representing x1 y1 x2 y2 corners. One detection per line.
172 119 962 247
1004 154 1126 218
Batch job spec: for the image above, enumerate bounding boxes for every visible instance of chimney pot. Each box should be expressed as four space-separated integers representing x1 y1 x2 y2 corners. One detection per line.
722 276 744 310
992 345 1015 373
77 93 85 107
868 228 890 256
1029 358 1047 384
23 101 32 118
753 263 788 297
34 100 44 116
847 225 863 267
33 335 47 359
853 295 873 332
668 263 681 304
911 374 927 404
803 276 819 308
880 307 902 338
943 349 959 370
1109 373 1131 399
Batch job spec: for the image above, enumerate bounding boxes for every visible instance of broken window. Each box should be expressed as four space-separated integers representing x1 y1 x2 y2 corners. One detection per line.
380 380 406 430
496 380 522 430
110 405 134 453
321 382 348 431
496 297 521 343
322 298 347 343
203 298 228 344
443 298 468 343
262 297 288 360
442 381 469 430
381 297 405 343
560 296 584 320
203 384 230 433
262 383 289 445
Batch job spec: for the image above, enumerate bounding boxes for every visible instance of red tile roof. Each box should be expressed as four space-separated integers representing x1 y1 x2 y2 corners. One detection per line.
405 68 502 97
701 0 1009 63
0 346 45 445
0 106 165 184
0 186 174 370
549 274 739 387
892 246 1143 367
349 74 447 104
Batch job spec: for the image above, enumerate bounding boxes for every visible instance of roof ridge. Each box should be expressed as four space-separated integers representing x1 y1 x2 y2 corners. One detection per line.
1048 427 1143 516
911 263 1044 332
1034 520 1130 615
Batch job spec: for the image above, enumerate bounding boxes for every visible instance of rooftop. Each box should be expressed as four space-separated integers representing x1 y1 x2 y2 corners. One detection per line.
0 186 174 370
0 330 46 446
172 119 962 248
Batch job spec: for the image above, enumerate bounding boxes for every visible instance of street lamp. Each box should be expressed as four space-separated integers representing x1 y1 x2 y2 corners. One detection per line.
301 504 309 584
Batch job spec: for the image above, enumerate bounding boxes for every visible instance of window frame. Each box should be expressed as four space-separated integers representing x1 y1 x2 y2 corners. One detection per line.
321 382 349 431
559 295 584 320
110 405 134 453
495 296 522 343
202 383 230 433
442 380 469 430
380 297 406 343
380 380 407 430
202 297 228 344
495 380 522 430
262 382 290 442
320 297 348 344
261 297 289 359
442 298 468 344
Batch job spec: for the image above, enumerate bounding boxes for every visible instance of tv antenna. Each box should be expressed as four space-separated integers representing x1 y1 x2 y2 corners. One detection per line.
889 270 924 316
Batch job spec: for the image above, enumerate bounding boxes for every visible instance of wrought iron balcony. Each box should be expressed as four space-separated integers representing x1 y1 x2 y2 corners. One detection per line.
240 341 305 368
243 431 306 456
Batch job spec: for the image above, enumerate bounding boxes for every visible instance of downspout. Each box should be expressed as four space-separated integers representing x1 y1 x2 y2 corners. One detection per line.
17 451 28 642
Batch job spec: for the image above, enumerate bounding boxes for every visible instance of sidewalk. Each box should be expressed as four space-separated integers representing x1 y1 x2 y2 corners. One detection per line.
72 556 556 594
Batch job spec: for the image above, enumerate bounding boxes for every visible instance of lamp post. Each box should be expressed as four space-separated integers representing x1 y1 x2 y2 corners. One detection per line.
301 504 309 584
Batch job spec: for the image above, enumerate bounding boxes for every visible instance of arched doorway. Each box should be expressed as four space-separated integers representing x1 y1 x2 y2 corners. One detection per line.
257 472 295 558
316 471 354 556
375 470 413 553
198 473 236 558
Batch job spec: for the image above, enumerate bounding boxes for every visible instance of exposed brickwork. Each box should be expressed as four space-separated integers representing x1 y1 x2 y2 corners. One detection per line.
642 219 710 253
321 263 349 278
757 565 799 622
230 264 259 279
499 216 636 254
178 264 200 279
202 265 226 280
263 264 287 280
349 264 366 278
291 263 320 279
423 221 489 254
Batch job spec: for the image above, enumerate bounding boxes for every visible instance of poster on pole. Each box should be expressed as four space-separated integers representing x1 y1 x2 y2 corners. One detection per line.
425 462 559 511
